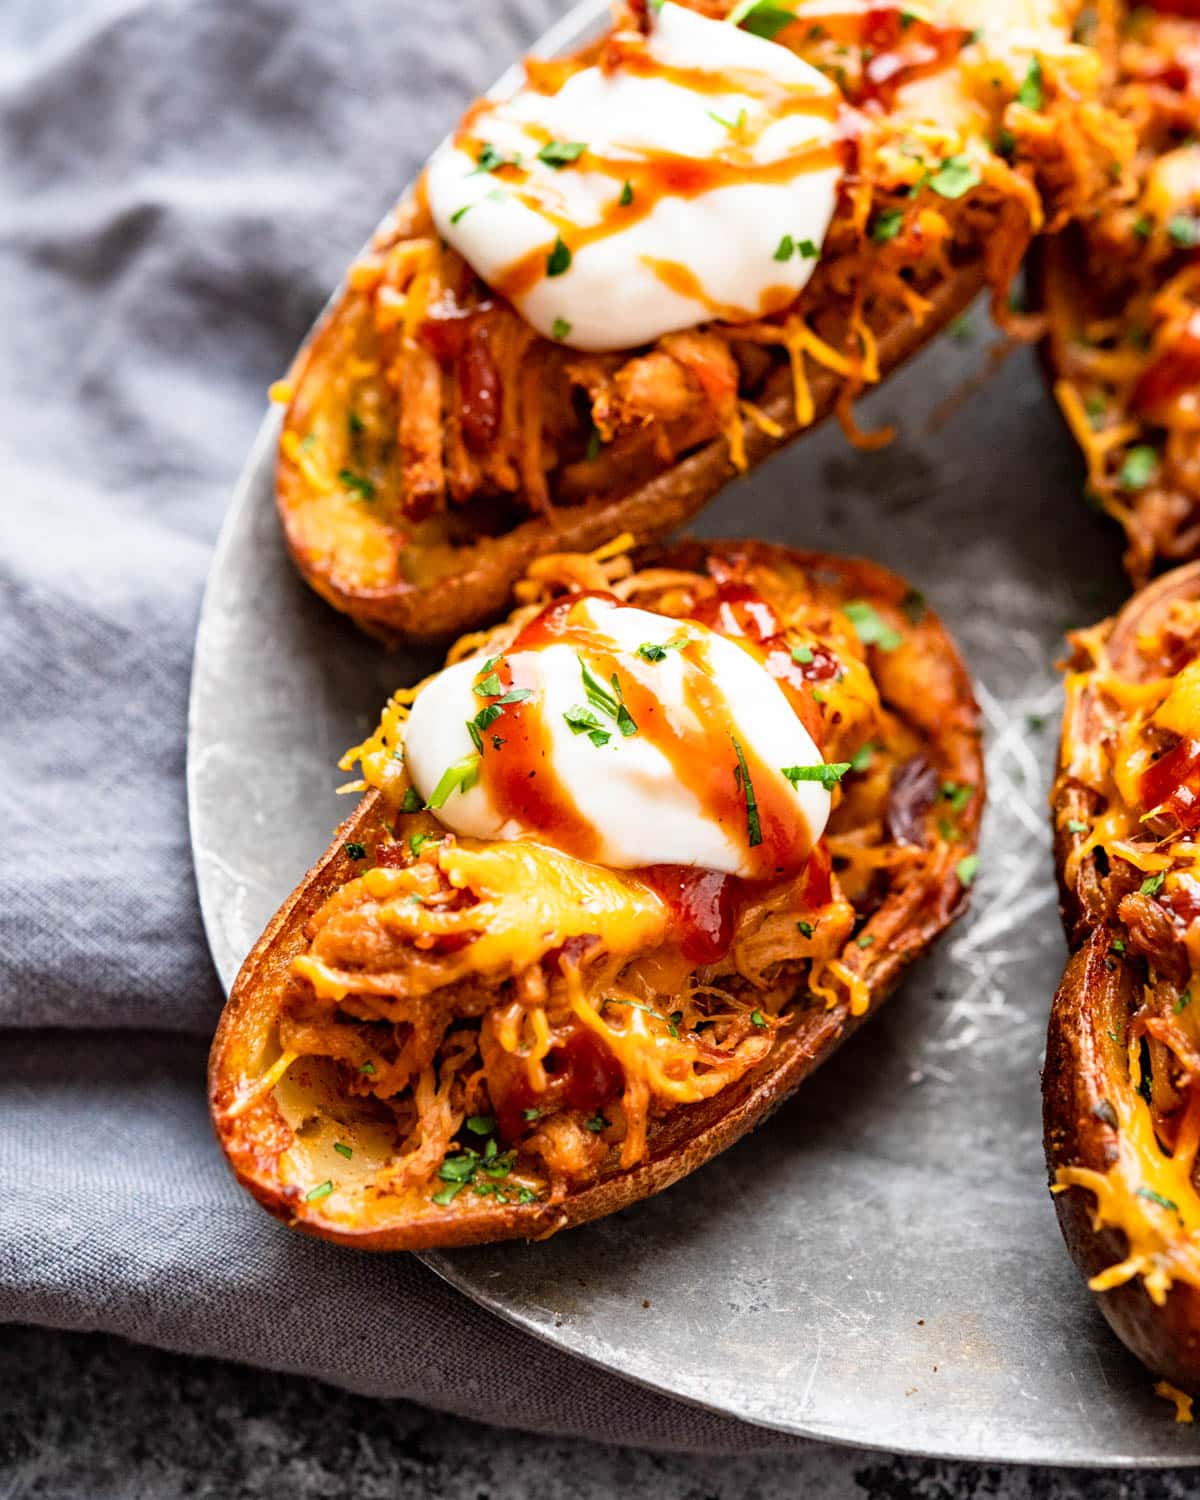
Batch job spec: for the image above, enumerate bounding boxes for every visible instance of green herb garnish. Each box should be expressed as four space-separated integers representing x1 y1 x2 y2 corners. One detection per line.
305 1181 334 1204
619 180 634 207
750 1009 768 1028
927 155 980 200
563 705 611 748
791 643 815 664
844 599 903 651
1016 55 1044 110
333 1142 353 1160
1140 872 1165 897
727 0 795 39
339 469 375 501
1137 1186 1180 1214
546 236 572 277
1120 445 1159 491
732 736 762 848
578 657 637 737
956 854 980 887
537 140 587 168
344 841 367 860
425 753 481 810
797 919 815 938
870 209 904 243
552 317 572 341
783 761 852 791
1065 819 1087 834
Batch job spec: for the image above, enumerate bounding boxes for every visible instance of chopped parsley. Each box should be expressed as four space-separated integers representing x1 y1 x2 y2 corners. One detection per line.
856 933 875 949
343 841 367 860
1110 938 1126 955
1120 445 1159 491
552 317 572 341
774 234 796 262
359 1061 376 1076
798 239 818 258
707 106 748 132
474 671 504 697
844 599 903 651
1065 819 1088 834
927 155 980 201
727 0 795 40
619 180 634 207
731 736 762 848
750 1009 768 1028
870 208 904 243
400 786 423 813
1175 990 1193 1015
850 741 876 773
1137 1186 1180 1215
955 853 980 888
473 143 516 174
425 753 481 810
339 468 376 501
941 781 974 813
333 1142 353 1160
465 1115 497 1135
637 638 684 663
791 643 815 664
537 140 587 168
1133 214 1153 241
1168 215 1200 249
305 1181 334 1204
546 236 572 277
797 919 815 939
782 761 852 791
1016 55 1044 111
409 831 437 856
563 704 611 748
1140 872 1165 897
579 657 637 737
585 1112 609 1133
522 1107 541 1121
449 204 471 225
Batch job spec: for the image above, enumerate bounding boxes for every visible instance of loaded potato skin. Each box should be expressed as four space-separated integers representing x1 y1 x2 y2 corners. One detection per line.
210 539 983 1250
1046 560 1200 1388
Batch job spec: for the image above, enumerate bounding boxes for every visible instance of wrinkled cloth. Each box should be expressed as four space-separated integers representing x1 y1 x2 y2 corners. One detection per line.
0 0 805 1452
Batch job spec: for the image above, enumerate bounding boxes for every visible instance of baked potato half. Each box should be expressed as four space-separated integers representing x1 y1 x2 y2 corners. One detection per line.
1034 0 1200 585
1046 559 1200 1387
210 538 983 1249
276 0 1129 644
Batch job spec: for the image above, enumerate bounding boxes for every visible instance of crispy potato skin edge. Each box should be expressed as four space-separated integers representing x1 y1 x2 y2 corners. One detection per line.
276 263 987 646
1044 931 1200 1388
209 541 984 1249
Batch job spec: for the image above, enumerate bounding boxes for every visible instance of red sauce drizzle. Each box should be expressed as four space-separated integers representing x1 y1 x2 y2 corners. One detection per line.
492 1020 625 1141
1131 311 1200 420
1141 737 1200 831
468 586 830 961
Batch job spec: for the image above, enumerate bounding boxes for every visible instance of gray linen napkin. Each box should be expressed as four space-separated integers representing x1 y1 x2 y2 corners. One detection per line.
0 0 806 1451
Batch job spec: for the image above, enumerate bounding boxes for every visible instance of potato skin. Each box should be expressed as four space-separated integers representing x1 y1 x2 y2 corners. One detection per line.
1044 930 1200 1388
210 540 984 1250
1045 562 1200 1389
277 252 985 647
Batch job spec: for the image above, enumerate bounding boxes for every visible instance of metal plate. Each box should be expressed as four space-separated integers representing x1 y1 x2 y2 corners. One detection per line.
188 1 1200 1465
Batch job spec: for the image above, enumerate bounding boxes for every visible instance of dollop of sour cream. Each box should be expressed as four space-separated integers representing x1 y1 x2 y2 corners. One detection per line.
425 2 843 352
404 596 833 878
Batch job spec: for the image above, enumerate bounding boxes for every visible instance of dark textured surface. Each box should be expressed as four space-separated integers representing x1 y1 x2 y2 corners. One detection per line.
1 1323 1196 1498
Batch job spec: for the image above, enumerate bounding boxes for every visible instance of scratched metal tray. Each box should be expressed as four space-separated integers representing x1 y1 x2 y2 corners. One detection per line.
187 0 1200 1466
